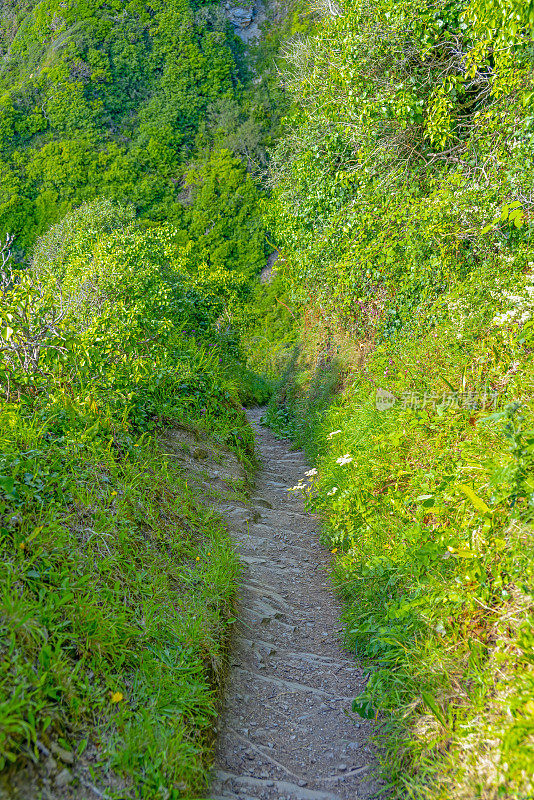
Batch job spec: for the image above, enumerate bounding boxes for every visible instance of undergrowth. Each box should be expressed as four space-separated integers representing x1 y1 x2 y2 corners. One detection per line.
0 199 259 798
254 0 534 794
257 285 534 798
0 418 239 798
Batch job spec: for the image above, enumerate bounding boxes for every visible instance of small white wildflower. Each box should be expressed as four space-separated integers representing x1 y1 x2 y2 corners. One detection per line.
327 429 342 440
492 279 534 328
289 483 306 492
327 487 338 496
336 454 353 466
305 468 318 477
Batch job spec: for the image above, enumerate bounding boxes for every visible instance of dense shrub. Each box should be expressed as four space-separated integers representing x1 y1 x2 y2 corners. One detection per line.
0 200 256 796
259 0 534 796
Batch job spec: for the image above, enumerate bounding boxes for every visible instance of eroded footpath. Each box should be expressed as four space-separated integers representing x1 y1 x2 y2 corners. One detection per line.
209 409 379 800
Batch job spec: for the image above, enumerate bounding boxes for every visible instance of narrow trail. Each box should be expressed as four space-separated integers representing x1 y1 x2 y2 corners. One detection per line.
210 409 379 800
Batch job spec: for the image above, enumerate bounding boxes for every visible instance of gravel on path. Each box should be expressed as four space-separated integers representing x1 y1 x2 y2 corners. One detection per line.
209 409 379 800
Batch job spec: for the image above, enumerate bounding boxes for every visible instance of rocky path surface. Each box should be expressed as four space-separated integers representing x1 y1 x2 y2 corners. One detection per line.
209 409 378 800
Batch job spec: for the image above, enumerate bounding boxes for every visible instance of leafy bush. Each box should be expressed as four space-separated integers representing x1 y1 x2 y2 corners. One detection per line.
268 0 534 337
0 199 256 796
258 0 534 795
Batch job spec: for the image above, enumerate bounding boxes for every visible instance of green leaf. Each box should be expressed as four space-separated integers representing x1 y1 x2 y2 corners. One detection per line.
439 374 456 392
422 691 447 727
456 547 476 558
0 476 15 495
457 484 492 515
352 697 376 719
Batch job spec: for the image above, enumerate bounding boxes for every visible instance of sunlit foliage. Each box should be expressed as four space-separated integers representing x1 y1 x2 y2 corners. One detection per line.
0 0 243 250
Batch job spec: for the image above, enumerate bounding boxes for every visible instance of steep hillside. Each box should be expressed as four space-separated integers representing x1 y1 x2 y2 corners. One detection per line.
0 197 265 798
1 0 533 797
0 0 274 268
246 0 534 797
0 0 287 794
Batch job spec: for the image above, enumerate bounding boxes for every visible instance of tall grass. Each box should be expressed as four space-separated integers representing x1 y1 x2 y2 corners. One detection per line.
0 200 256 797
255 274 534 798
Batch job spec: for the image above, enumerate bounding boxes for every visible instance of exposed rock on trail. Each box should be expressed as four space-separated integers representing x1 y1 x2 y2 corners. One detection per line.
210 409 378 800
223 2 267 42
226 3 254 28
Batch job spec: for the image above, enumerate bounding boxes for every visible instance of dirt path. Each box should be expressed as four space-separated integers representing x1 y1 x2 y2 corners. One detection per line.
209 409 379 800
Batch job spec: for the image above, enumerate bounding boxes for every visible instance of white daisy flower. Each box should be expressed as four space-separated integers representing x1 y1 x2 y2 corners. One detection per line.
327 429 342 440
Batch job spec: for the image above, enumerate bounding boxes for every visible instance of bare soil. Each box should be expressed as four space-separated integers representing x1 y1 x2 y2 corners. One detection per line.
209 409 379 800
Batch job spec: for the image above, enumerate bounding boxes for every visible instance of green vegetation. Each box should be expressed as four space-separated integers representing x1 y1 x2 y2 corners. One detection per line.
0 0 279 791
0 197 260 797
1 0 534 795
267 310 534 798
0 0 273 266
255 0 534 796
1 422 239 797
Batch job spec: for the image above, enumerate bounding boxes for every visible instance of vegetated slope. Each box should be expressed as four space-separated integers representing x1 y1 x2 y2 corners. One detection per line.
0 0 274 266
248 0 534 796
0 198 267 798
0 1 285 795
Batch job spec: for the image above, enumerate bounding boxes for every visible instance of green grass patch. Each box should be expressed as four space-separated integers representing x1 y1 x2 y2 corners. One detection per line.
0 199 258 797
0 414 240 797
268 281 534 797
248 257 534 798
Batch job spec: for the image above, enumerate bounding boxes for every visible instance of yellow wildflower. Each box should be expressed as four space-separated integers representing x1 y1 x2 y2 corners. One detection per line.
196 556 201 561
111 691 124 704
331 547 338 554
